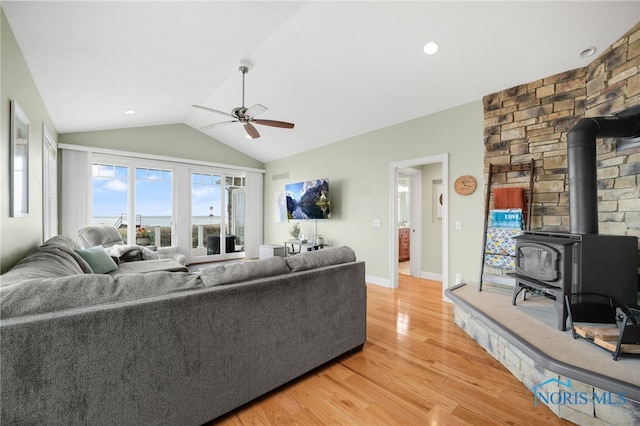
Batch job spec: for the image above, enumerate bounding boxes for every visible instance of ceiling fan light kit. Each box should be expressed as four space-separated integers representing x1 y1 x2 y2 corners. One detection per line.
193 65 294 140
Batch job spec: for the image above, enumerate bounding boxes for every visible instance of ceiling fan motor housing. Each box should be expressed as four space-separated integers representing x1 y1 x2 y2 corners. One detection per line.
232 106 248 120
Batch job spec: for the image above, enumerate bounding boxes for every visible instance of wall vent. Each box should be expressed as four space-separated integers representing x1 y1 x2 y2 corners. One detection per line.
272 172 289 181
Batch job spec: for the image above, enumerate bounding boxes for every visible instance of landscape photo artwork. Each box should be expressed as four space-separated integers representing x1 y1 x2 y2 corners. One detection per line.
285 178 331 220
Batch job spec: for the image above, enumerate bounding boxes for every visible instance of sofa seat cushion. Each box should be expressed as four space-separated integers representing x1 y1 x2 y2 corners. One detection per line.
1 236 92 287
110 259 188 275
285 246 356 272
74 246 119 274
200 257 289 287
0 271 203 319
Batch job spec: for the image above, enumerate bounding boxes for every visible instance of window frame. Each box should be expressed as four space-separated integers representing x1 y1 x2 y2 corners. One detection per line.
90 153 248 263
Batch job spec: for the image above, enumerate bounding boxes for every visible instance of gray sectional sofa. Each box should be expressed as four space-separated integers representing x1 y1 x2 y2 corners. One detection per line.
0 236 366 425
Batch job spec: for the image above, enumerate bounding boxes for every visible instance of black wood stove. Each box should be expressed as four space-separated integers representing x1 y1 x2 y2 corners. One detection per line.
513 231 637 330
512 111 640 331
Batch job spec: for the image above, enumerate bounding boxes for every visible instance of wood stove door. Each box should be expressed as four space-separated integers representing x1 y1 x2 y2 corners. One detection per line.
515 242 560 282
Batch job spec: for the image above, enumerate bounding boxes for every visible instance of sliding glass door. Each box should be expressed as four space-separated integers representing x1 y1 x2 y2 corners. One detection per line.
190 171 245 261
191 172 222 257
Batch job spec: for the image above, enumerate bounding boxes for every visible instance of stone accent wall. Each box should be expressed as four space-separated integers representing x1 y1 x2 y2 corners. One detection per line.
483 22 640 236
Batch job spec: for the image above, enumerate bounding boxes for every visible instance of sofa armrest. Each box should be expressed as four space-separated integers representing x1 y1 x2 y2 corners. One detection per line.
157 247 187 265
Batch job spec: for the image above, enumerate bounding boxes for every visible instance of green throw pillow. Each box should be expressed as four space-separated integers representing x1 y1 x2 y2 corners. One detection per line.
74 246 119 274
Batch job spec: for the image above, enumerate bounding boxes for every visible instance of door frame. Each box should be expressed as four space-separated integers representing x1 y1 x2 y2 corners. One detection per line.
389 153 449 298
42 124 58 240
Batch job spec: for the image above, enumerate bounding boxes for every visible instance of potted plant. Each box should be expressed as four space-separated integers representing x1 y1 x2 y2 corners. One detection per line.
289 222 300 240
136 227 151 245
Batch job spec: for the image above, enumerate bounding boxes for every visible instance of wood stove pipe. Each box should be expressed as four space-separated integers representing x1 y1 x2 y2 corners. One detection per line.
568 115 640 234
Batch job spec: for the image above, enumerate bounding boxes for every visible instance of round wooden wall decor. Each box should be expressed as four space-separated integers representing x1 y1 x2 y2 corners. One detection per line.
454 175 477 196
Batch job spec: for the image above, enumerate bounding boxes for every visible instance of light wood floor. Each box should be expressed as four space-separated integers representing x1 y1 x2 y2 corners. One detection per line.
212 275 574 425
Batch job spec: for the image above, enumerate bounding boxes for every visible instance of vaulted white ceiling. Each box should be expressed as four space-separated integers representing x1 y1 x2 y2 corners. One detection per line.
3 1 639 163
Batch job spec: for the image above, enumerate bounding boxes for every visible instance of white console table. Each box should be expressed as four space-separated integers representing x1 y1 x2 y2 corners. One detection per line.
259 244 286 260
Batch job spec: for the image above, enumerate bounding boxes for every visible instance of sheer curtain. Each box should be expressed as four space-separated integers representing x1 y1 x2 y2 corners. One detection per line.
243 170 264 259
61 149 92 237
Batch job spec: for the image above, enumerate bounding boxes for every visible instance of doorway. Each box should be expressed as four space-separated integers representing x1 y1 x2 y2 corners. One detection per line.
397 168 422 278
389 154 448 298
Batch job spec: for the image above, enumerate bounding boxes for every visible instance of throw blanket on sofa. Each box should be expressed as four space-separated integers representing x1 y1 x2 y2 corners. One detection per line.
107 244 160 260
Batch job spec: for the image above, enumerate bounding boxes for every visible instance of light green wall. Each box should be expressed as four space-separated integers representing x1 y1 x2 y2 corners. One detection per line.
264 101 485 287
1 10 59 273
421 162 442 275
59 124 264 170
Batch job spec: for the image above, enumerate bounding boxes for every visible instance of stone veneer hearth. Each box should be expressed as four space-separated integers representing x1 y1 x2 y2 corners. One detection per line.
451 299 640 425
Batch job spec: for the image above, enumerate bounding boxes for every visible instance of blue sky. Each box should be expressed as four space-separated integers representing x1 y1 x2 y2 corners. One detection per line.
92 165 223 221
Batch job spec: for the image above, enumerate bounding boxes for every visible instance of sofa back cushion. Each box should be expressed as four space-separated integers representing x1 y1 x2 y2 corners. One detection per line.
285 246 356 272
0 272 203 319
1 236 92 287
78 225 124 249
200 257 290 287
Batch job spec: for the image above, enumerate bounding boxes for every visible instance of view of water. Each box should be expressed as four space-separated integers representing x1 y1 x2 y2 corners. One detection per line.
93 215 221 227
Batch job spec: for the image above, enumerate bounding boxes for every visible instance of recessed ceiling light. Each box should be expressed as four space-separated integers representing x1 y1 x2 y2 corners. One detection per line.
423 41 439 55
124 110 136 115
580 47 597 58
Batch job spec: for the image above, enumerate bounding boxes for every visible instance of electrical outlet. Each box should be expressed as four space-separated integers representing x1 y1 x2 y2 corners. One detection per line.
372 219 381 227
455 220 463 230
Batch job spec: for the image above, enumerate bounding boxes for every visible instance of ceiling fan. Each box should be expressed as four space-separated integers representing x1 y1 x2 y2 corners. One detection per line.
192 65 294 139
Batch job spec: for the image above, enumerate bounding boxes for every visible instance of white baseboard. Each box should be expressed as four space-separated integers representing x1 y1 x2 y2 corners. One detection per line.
365 275 391 288
421 271 442 281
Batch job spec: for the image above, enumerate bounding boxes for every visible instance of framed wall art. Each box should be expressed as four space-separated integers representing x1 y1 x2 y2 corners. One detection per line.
10 100 29 217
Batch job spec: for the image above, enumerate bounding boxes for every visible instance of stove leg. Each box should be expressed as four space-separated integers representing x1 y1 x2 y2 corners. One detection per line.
512 285 524 305
555 300 568 331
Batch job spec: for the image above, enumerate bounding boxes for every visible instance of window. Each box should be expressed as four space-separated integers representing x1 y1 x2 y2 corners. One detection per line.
135 167 173 247
92 163 129 241
92 162 175 248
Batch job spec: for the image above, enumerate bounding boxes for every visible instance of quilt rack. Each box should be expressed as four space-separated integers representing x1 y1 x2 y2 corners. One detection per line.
479 159 535 291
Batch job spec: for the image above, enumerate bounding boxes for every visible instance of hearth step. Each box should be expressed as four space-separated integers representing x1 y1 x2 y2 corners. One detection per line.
573 324 640 355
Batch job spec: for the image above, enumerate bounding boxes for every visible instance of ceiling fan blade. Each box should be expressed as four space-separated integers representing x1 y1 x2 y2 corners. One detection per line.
244 122 261 139
192 104 234 118
245 104 267 118
253 119 295 129
200 120 237 130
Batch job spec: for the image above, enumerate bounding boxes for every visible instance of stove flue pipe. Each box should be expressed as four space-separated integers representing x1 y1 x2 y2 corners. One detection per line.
568 115 640 234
